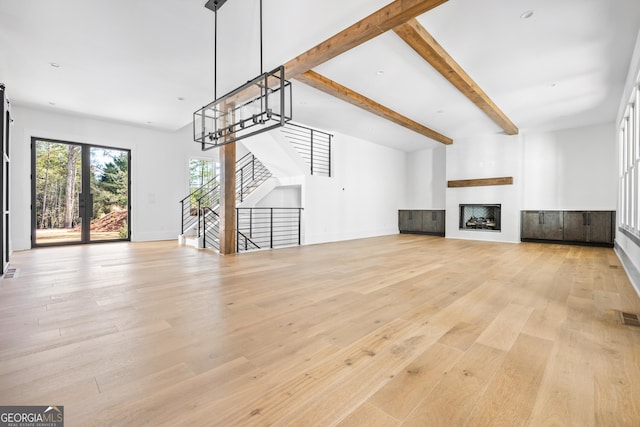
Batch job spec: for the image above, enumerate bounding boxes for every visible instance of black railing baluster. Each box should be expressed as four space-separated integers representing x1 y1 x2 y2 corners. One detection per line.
180 200 185 234
197 200 202 240
298 208 301 245
310 129 314 175
328 134 332 177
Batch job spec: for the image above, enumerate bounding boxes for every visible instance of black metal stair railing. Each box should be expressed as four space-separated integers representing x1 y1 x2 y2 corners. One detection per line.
280 122 332 177
202 207 220 250
236 153 273 202
195 184 220 249
180 154 273 250
237 231 261 252
236 207 302 253
179 178 218 235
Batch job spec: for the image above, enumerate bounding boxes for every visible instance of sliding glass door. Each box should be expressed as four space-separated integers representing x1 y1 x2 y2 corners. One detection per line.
32 138 130 246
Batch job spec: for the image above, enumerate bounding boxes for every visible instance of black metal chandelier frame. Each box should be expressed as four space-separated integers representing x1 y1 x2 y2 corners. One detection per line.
193 0 293 151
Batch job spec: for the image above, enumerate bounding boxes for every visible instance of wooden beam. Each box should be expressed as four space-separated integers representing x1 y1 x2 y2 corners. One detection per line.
393 19 518 135
284 0 448 78
447 177 513 188
296 70 452 145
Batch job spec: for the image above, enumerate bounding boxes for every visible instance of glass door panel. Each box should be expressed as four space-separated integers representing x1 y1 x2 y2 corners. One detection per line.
32 139 130 246
90 147 130 241
34 140 83 245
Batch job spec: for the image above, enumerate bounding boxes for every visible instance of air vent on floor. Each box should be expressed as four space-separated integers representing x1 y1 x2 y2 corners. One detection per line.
3 268 17 279
609 265 620 269
619 311 640 327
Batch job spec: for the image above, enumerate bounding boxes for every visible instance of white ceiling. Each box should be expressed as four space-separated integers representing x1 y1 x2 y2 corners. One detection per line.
1 0 639 151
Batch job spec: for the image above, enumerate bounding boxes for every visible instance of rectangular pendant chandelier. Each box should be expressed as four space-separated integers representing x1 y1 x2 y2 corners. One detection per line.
193 66 292 150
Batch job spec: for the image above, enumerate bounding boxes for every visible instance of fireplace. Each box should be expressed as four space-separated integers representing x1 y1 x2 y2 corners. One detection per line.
459 204 501 231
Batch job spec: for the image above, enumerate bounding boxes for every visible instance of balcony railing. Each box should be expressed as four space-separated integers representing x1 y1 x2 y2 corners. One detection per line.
236 207 302 252
281 122 332 177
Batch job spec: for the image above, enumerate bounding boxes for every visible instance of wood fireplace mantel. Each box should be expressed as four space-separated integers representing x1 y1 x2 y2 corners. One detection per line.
447 176 513 188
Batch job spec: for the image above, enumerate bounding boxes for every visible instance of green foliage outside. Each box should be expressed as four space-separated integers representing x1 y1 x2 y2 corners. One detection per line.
189 159 218 207
91 149 129 219
35 141 129 231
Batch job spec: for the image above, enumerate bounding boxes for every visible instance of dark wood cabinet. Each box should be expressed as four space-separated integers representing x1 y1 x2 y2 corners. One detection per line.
521 210 614 247
422 210 445 234
521 211 563 241
399 210 445 236
398 210 422 232
563 211 613 244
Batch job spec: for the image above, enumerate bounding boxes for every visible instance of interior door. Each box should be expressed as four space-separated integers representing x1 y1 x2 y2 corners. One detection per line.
32 138 130 246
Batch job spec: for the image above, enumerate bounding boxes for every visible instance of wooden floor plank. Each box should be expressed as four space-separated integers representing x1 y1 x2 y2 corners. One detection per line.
0 235 638 425
368 342 464 420
465 333 554 426
401 343 507 426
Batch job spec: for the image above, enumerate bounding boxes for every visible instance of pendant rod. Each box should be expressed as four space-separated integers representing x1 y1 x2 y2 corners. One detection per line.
214 8 218 99
260 0 263 75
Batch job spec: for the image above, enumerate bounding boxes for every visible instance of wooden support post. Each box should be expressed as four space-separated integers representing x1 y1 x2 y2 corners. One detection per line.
219 141 236 255
219 102 236 255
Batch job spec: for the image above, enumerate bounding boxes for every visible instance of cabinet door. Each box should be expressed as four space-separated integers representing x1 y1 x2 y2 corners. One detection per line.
399 210 411 232
422 211 436 233
409 210 423 232
587 212 612 243
521 211 543 239
399 210 422 232
541 211 563 240
434 211 445 234
563 211 588 242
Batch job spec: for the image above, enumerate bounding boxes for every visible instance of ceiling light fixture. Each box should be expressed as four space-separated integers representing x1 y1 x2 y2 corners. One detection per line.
193 0 293 150
49 62 60 68
520 10 534 19
376 70 385 76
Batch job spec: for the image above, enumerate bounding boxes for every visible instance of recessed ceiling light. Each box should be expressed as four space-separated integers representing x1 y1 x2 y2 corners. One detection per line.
49 62 61 68
376 70 384 76
436 109 445 114
48 102 56 106
177 97 185 101
520 10 534 19
146 121 153 124
550 82 557 87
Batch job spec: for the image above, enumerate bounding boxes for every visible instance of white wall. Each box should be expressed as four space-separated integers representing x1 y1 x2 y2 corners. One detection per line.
404 146 446 209
442 123 617 244
10 106 215 250
522 123 617 211
303 132 406 244
445 133 523 243
256 185 301 208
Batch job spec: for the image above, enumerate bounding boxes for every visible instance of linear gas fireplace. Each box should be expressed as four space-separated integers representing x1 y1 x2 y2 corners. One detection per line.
459 204 501 231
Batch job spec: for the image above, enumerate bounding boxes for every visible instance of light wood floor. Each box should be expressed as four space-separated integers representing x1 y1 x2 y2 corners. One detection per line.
1 235 639 426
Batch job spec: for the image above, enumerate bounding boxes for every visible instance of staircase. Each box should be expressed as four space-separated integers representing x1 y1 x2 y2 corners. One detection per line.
179 122 332 252
179 153 271 250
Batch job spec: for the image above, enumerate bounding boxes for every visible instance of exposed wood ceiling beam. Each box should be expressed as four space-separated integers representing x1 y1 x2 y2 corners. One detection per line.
393 18 519 135
296 70 453 145
284 0 448 78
